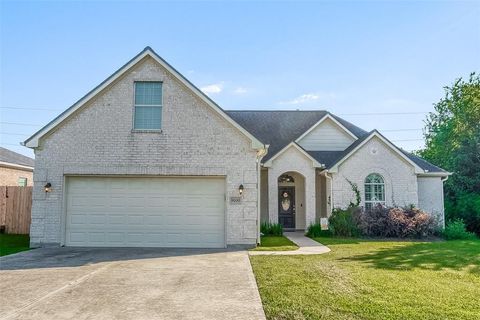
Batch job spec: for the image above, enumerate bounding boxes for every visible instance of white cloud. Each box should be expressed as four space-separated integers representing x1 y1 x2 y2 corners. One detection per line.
279 92 337 105
233 87 248 94
200 83 223 94
280 93 320 105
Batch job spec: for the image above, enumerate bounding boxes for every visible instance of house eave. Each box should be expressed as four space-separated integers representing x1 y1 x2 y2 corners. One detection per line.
263 142 324 168
0 161 34 171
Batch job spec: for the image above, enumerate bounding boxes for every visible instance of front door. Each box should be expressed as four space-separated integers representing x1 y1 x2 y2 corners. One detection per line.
278 187 295 229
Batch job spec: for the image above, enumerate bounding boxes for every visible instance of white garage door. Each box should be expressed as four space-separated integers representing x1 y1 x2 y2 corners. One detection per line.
65 177 225 248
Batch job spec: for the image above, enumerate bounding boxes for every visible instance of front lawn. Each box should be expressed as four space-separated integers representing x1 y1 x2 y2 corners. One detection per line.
251 236 299 251
0 234 30 257
250 237 480 320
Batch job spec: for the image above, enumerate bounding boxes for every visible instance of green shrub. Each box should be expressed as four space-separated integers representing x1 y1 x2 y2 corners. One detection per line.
306 223 332 238
451 193 480 236
443 219 477 240
260 222 283 236
329 207 362 237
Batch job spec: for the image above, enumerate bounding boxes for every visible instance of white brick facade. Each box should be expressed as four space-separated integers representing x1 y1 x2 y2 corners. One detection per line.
418 176 445 225
331 137 418 209
30 56 260 247
267 146 316 228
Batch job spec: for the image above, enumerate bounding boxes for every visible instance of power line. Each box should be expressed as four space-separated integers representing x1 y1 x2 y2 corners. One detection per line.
391 139 424 142
0 132 28 136
0 106 62 111
1 106 432 116
0 142 23 147
339 112 429 116
0 122 41 127
379 128 422 132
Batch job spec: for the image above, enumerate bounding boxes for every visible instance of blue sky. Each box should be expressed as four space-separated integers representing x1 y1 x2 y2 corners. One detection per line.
1 1 479 158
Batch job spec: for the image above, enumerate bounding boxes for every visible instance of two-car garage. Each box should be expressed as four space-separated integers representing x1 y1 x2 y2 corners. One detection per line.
65 176 226 248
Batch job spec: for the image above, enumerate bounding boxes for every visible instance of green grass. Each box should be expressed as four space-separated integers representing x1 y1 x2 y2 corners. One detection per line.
0 234 30 257
251 236 299 251
250 237 480 320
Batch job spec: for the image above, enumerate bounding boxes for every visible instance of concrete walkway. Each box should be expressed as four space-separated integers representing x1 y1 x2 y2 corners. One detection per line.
249 231 331 256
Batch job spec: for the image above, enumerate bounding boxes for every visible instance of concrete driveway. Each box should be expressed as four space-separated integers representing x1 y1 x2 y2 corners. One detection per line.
0 248 265 320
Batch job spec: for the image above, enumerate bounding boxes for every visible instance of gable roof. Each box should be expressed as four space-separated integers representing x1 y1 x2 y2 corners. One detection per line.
295 113 358 142
326 130 450 174
0 147 34 169
226 110 367 162
227 110 448 174
399 151 448 174
23 47 264 150
263 142 322 167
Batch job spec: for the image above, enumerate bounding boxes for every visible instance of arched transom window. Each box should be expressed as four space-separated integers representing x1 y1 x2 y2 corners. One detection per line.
364 173 385 211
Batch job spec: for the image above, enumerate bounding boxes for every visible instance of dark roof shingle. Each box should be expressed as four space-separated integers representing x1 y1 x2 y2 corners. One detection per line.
226 110 367 162
0 147 35 167
227 110 446 173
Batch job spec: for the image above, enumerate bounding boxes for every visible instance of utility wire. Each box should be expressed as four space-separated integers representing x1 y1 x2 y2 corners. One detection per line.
0 132 29 136
339 112 429 116
391 139 424 142
1 106 431 116
0 142 23 147
0 122 41 127
1 106 62 111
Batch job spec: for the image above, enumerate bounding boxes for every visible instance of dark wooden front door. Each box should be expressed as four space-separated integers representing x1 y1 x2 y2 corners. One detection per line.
278 187 295 229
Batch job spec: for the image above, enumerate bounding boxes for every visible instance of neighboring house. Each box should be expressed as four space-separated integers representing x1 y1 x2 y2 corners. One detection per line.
23 47 450 248
0 147 34 186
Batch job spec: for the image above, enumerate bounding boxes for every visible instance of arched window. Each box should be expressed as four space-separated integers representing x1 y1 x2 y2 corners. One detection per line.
364 173 385 211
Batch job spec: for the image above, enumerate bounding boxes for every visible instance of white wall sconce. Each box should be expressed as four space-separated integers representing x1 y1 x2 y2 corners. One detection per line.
238 184 244 196
44 183 52 193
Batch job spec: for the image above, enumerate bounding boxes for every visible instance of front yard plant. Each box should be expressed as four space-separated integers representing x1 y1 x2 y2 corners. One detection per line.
306 223 332 238
443 219 477 240
326 205 438 239
260 222 283 236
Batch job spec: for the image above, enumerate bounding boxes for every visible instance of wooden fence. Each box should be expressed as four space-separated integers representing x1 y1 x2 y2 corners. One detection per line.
0 186 32 234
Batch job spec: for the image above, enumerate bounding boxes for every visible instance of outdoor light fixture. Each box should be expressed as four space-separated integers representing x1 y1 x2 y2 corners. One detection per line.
239 184 244 195
44 183 52 193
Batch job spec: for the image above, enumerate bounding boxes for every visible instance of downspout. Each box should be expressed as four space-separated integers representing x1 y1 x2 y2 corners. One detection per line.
440 175 450 228
321 170 333 216
256 145 269 245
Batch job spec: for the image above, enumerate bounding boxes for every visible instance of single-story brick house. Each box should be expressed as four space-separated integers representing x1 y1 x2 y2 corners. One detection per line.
24 47 450 248
0 147 34 187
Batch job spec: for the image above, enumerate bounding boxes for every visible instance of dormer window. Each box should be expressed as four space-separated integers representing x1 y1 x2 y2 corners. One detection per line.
134 81 162 130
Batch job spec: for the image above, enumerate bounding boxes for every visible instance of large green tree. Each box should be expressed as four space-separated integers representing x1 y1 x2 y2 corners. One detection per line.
419 73 480 234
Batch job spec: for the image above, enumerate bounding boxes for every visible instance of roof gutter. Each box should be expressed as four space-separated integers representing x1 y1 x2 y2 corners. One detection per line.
0 161 34 171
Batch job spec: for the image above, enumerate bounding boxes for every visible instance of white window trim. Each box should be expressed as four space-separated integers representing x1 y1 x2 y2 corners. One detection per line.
364 173 386 210
133 81 163 131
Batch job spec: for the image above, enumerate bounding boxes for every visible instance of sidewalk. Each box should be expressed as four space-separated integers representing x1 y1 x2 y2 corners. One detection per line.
249 231 331 256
